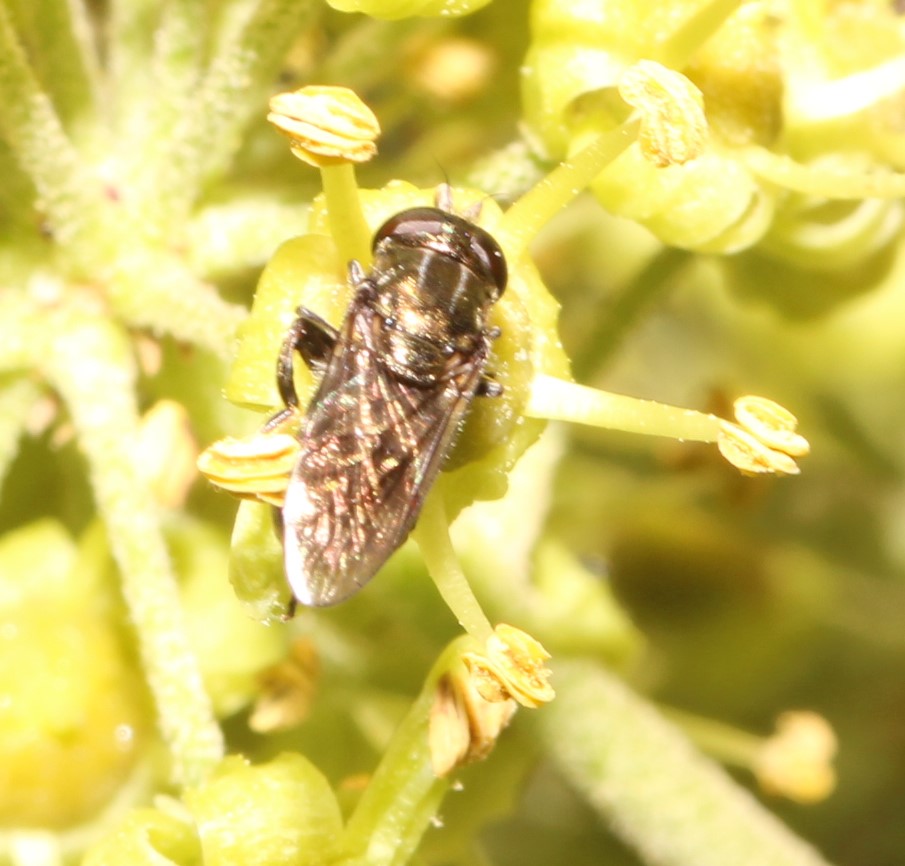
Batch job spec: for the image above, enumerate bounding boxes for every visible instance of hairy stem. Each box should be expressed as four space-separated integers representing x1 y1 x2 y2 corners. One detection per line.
150 0 319 226
340 642 465 866
0 5 106 252
41 309 224 787
539 661 836 866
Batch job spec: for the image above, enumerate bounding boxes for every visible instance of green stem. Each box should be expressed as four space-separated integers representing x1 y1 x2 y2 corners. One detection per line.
0 5 106 251
9 0 101 139
525 375 722 443
106 0 159 138
539 661 837 866
124 0 207 233
656 0 745 69
158 0 318 221
152 0 207 93
134 0 209 221
497 117 641 263
340 641 468 866
661 706 763 768
414 494 494 642
108 250 247 358
789 55 905 122
321 162 372 267
39 308 224 787
742 146 905 198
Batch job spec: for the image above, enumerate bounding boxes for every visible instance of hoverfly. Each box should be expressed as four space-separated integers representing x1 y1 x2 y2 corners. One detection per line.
268 187 507 607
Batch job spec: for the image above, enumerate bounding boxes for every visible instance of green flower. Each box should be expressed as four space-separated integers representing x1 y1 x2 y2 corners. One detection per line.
83 753 343 866
523 0 905 266
2 3 880 865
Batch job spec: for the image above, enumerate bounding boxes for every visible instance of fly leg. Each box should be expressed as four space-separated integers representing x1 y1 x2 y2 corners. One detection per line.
476 325 503 397
278 308 339 406
476 376 502 398
264 308 339 431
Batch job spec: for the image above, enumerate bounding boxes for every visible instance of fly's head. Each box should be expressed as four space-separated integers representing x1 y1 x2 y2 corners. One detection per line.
373 207 508 315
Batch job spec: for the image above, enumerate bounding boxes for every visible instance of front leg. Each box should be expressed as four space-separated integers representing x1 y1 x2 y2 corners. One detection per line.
275 261 368 410
276 307 340 410
476 375 502 398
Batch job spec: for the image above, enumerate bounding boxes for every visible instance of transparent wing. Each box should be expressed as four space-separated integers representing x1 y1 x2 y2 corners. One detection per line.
282 300 487 606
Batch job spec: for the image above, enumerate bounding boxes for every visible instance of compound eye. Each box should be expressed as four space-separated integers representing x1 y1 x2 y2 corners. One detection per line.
373 208 448 249
374 206 508 296
467 228 507 297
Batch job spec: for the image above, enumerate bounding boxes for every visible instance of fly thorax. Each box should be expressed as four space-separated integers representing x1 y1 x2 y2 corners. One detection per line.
381 313 455 382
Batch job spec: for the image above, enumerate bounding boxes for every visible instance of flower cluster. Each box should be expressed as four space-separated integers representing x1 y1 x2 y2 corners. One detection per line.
9 1 892 864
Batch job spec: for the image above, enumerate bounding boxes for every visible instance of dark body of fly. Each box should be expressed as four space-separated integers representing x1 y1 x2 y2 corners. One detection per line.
273 200 507 607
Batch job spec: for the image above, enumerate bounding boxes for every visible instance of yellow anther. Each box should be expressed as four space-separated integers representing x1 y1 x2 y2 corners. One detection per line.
461 624 554 709
754 712 837 803
267 86 380 167
717 420 801 476
717 395 810 476
733 395 810 458
618 60 707 167
196 431 299 504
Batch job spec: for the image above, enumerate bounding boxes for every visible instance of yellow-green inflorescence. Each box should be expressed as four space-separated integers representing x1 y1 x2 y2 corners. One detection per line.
10 0 905 864
524 0 905 262
187 67 815 865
